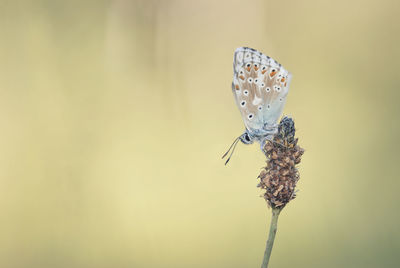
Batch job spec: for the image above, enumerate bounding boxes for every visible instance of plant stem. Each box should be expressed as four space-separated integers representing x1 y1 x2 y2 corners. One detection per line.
261 207 282 268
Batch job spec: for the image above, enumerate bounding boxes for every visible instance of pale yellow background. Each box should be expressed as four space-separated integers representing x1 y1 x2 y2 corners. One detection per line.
0 0 399 267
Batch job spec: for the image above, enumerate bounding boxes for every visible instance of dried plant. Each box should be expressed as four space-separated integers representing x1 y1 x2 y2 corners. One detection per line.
258 116 304 268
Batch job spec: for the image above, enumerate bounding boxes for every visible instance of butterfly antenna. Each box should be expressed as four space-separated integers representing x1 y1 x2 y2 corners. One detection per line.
222 137 240 159
222 137 240 165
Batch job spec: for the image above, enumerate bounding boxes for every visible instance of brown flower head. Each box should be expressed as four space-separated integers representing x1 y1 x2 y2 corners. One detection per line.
258 117 304 209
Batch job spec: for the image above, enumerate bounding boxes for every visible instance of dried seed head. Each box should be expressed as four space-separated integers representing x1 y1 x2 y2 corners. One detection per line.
258 117 304 209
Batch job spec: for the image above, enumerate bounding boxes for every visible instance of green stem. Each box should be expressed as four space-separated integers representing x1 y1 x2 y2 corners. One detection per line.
261 207 282 268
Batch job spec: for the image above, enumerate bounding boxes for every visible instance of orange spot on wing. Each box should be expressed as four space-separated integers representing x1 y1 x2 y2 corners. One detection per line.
239 75 245 80
261 70 267 74
281 78 285 83
254 66 259 71
246 66 251 72
270 71 277 78
284 82 287 87
235 84 239 90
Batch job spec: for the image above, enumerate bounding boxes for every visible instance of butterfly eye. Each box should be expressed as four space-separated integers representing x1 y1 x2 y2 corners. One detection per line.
248 114 254 120
245 52 251 58
244 90 249 95
267 104 271 109
261 83 265 87
254 79 258 84
240 100 246 107
247 78 253 83
279 98 283 102
239 70 244 75
266 87 271 92
258 106 262 111
246 63 251 67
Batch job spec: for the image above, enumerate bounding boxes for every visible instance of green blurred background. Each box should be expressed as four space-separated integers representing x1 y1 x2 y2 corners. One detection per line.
0 0 399 267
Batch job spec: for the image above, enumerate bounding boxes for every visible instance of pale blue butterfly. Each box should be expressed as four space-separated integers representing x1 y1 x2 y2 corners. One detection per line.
223 47 292 164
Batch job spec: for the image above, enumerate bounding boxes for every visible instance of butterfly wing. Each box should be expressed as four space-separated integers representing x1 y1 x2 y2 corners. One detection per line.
232 47 292 133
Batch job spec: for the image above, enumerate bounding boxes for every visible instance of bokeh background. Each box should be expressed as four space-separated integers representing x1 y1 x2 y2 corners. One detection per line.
0 0 399 267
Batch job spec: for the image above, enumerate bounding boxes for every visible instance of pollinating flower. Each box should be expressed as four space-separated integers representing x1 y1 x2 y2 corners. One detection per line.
258 116 304 209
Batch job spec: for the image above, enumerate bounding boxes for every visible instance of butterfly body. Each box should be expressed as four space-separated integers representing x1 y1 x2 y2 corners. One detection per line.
232 47 292 148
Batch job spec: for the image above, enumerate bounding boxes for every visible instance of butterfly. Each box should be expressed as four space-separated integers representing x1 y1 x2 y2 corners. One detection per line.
223 47 292 164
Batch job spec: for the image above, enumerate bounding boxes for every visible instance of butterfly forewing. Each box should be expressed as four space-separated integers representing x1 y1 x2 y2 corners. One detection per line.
232 47 291 132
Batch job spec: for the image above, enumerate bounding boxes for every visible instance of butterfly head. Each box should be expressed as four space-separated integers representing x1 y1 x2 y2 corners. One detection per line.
239 131 254 145
222 131 255 165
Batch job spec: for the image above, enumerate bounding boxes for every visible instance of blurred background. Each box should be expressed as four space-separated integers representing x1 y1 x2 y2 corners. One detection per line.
0 0 399 267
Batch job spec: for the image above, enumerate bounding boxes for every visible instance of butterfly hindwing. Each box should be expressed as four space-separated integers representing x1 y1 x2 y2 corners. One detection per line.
232 47 291 132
